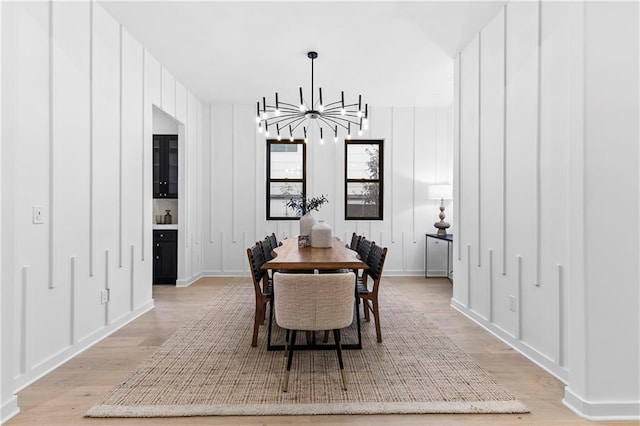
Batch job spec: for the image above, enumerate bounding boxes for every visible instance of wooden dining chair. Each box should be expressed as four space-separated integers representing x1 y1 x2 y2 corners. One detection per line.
273 272 356 392
346 232 361 251
357 238 373 264
246 244 272 347
268 232 280 249
357 243 388 343
260 237 275 261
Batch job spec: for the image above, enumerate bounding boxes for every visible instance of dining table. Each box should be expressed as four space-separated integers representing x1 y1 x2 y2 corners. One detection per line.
261 236 368 351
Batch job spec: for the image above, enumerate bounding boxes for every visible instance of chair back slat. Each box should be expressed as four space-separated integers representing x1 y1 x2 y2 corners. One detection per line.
357 238 374 264
349 232 361 251
260 237 274 261
247 244 266 288
366 243 388 283
269 232 279 249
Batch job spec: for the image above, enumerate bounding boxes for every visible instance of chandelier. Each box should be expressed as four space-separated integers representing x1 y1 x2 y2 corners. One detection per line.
256 51 368 143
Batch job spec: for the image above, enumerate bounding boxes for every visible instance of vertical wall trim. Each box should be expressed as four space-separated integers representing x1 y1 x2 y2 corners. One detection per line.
557 264 564 366
104 250 110 326
534 0 542 287
69 256 76 345
89 0 95 276
209 105 215 243
466 244 472 308
48 0 56 288
516 255 522 339
390 107 395 243
118 25 123 268
401 232 406 271
130 245 135 311
457 54 462 261
219 231 224 272
184 102 189 249
477 33 482 268
20 266 30 374
231 106 236 243
412 108 417 243
488 249 493 322
502 4 508 276
140 50 145 261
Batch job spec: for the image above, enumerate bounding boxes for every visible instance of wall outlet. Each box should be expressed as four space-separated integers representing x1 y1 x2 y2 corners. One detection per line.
100 289 110 304
508 295 517 312
32 205 44 224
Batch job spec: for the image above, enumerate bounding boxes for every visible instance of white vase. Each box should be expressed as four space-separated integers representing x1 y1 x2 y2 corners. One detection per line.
311 220 332 248
299 212 316 238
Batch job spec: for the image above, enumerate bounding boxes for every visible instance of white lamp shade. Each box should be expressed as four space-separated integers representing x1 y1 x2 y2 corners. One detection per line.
427 184 453 200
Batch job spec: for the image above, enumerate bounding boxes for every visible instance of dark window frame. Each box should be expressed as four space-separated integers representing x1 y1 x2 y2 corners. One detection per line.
344 139 384 220
266 139 307 220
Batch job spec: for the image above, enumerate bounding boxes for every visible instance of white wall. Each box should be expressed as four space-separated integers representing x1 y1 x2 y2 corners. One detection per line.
201 105 453 276
0 2 204 421
453 1 639 420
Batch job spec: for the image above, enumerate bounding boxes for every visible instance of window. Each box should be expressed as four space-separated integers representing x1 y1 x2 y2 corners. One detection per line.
266 139 307 220
345 140 383 220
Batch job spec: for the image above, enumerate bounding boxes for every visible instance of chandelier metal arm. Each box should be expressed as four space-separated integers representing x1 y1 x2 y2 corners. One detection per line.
317 116 349 131
322 112 362 121
266 115 306 129
289 118 307 134
268 101 300 110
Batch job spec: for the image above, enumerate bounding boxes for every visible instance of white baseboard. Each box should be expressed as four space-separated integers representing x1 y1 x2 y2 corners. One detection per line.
1 394 19 424
563 387 640 421
450 297 568 383
176 272 204 287
12 300 154 394
200 270 247 277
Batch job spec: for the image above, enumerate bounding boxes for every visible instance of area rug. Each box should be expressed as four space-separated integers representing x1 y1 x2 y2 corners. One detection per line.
86 278 528 417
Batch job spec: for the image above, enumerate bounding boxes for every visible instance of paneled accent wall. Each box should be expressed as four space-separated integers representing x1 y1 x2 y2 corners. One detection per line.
0 2 204 420
453 1 639 420
202 105 453 276
454 1 571 382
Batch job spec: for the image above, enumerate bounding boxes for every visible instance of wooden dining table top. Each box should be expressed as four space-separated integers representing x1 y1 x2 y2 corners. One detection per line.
262 237 368 271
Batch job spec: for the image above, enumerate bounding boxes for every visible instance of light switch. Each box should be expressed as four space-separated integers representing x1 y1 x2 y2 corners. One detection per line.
32 206 44 224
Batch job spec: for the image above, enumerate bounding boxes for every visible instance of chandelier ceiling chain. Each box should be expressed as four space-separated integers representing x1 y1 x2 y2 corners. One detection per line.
256 51 369 143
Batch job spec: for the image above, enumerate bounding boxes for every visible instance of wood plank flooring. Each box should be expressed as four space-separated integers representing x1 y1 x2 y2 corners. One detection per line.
5 276 628 425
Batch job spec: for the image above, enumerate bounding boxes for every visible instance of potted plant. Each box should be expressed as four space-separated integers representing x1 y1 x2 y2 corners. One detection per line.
286 194 328 237
286 194 328 216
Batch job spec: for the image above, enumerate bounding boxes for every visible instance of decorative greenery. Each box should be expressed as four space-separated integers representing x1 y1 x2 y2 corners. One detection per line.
279 182 295 216
363 146 380 205
286 194 328 216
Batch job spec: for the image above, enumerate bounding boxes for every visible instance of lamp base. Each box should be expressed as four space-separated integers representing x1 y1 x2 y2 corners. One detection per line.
434 221 450 237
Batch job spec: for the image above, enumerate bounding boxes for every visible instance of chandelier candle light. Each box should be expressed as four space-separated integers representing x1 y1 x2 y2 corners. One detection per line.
256 51 368 143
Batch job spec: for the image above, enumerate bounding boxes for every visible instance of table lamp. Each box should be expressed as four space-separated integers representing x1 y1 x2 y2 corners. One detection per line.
427 184 453 236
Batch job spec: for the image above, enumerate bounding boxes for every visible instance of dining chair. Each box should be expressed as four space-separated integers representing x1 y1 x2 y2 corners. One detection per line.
357 243 388 343
268 232 280 249
246 244 272 347
357 238 373 264
273 272 356 392
345 232 361 251
260 237 275 261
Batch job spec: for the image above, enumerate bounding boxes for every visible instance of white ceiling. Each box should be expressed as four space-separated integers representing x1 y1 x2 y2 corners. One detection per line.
99 1 505 107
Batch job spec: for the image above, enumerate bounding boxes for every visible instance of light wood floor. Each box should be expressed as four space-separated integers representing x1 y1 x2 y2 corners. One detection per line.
6 276 628 425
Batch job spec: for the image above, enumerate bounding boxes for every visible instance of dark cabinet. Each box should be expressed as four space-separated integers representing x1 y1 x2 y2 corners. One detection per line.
153 230 177 284
153 134 178 198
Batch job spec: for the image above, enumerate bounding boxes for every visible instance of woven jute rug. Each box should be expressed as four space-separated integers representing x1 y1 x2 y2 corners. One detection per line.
86 278 528 417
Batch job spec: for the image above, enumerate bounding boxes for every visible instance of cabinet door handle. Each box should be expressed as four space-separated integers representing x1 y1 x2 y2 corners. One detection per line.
156 256 159 259
160 234 163 237
156 243 159 247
